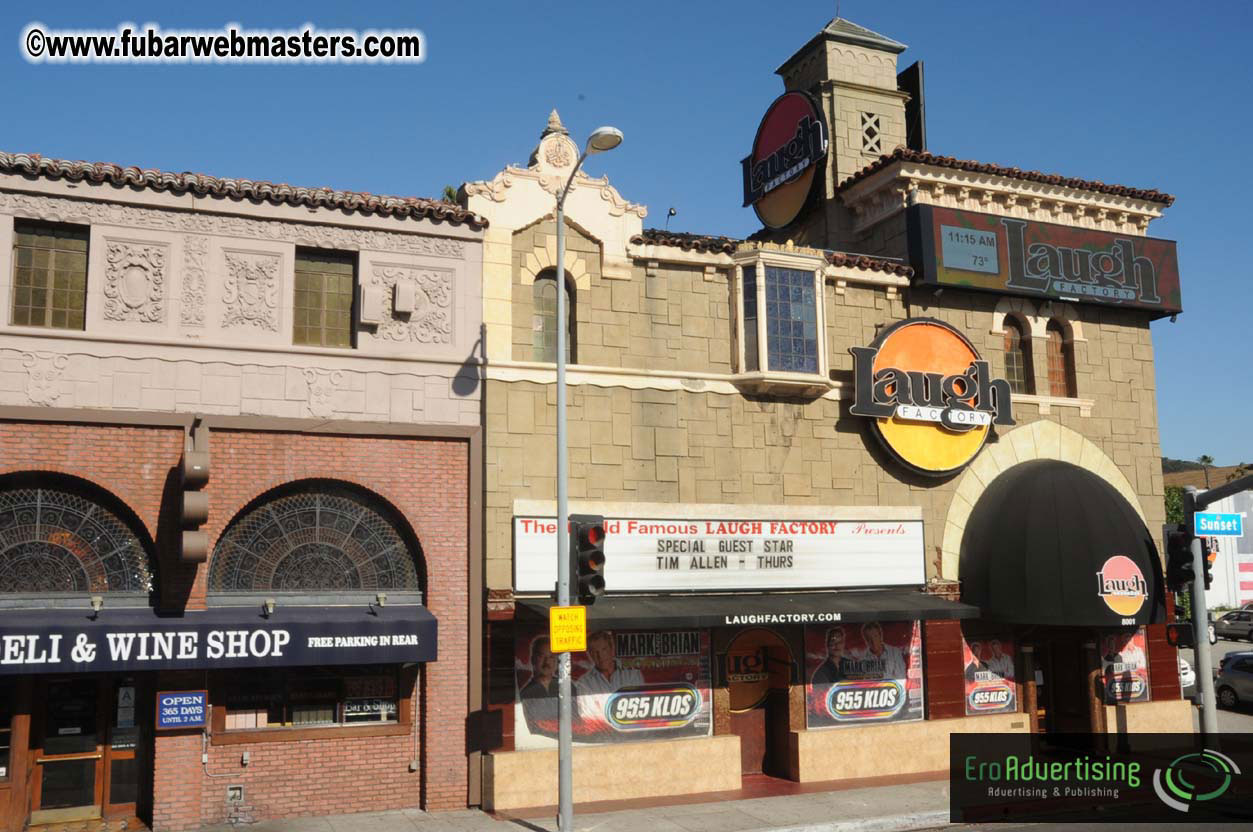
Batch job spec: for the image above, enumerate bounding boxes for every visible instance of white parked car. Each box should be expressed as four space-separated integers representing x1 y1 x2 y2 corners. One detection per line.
1179 656 1196 688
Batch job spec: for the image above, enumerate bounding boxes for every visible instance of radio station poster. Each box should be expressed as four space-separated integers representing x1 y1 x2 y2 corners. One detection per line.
514 625 712 749
1099 628 1150 703
962 635 1017 715
804 621 923 727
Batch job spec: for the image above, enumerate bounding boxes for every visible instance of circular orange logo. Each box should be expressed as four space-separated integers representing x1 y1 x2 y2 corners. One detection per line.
724 628 791 712
1096 555 1148 616
849 319 1014 476
741 92 828 230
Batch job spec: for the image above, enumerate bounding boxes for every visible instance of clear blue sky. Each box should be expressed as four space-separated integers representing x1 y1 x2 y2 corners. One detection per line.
3 1 1250 463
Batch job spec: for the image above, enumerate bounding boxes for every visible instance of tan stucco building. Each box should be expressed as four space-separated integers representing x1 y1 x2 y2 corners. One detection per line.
467 17 1187 811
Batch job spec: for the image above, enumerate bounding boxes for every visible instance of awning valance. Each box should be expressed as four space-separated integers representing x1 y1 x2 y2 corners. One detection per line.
959 459 1166 628
0 604 437 675
516 588 977 629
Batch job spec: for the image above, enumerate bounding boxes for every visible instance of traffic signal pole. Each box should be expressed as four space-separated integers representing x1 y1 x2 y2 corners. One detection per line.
1185 488 1218 737
1185 475 1253 739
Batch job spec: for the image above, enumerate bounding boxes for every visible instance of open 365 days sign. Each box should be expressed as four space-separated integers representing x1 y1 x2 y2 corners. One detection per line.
513 513 924 593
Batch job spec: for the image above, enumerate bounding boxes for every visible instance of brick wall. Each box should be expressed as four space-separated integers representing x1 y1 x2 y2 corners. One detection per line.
194 677 422 827
0 421 472 829
0 421 183 542
923 620 965 720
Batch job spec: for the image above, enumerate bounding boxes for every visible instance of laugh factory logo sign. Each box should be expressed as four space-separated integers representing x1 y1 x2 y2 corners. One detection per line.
850 318 1015 476
1096 555 1148 617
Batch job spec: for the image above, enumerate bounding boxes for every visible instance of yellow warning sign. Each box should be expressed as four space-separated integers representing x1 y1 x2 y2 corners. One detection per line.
549 605 587 653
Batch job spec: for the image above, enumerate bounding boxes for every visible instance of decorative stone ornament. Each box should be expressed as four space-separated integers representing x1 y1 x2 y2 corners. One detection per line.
21 352 68 406
370 264 453 343
104 241 167 322
529 109 582 196
181 235 209 328
222 251 280 331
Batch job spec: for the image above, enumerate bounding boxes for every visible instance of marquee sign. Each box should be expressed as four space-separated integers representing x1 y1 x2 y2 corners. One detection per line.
514 515 924 593
741 91 829 229
907 205 1182 317
850 318 1014 477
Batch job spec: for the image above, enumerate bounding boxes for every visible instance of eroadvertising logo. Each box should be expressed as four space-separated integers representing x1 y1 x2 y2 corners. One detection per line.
1153 750 1240 812
950 733 1253 823
849 318 1014 477
741 91 829 230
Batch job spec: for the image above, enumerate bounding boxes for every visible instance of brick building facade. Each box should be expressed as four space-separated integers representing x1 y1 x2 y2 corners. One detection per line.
467 17 1188 810
0 155 484 830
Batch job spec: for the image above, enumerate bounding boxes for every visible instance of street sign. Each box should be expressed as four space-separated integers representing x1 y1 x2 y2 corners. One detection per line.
549 605 586 653
1194 512 1243 537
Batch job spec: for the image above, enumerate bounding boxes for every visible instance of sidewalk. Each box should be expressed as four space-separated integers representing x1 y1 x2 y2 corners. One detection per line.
200 778 951 832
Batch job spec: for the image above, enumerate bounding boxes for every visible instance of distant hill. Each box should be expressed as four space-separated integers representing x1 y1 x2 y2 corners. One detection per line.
1163 465 1248 489
1162 457 1204 474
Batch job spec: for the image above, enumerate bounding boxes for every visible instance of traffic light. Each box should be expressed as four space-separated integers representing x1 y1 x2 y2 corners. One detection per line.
180 417 210 563
1165 621 1195 649
1163 523 1195 591
569 514 606 605
1200 537 1214 591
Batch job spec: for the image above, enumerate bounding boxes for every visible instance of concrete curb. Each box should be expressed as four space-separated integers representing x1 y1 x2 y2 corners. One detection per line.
773 809 951 832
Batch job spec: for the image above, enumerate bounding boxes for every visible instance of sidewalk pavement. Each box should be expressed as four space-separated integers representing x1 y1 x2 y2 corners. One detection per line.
199 778 951 832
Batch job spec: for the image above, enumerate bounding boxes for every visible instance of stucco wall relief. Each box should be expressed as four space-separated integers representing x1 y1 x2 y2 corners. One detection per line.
103 241 167 323
20 351 68 406
369 264 453 344
181 235 209 329
222 250 280 332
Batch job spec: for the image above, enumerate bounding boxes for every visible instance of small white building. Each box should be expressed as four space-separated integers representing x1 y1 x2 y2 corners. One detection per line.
1201 489 1253 609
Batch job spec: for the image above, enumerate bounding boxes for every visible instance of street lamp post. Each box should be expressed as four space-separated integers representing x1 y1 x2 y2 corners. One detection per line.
554 125 622 832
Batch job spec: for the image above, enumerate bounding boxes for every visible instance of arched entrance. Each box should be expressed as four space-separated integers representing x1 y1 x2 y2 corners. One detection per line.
957 459 1165 735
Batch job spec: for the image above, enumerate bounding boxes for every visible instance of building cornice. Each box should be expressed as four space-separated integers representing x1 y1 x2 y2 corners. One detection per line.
840 160 1167 237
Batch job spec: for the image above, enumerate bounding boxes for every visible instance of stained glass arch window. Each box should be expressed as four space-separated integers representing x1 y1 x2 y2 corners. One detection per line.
532 269 575 363
0 480 153 595
209 484 422 594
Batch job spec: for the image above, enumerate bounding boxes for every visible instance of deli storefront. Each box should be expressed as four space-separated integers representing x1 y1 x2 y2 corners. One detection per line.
0 603 435 830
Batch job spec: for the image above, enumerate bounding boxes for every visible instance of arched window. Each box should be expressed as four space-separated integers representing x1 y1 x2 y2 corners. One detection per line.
1003 316 1034 395
0 483 152 595
532 270 575 363
1046 320 1077 398
209 485 421 594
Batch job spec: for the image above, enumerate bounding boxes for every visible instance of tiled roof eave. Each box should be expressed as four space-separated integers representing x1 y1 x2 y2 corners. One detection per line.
0 150 488 229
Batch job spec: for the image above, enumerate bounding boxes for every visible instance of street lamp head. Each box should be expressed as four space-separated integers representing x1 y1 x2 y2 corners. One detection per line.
585 126 623 154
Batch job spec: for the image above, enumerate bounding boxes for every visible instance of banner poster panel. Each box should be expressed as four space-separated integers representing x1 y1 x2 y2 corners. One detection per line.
513 625 712 750
1099 627 1150 704
962 634 1017 716
804 620 923 728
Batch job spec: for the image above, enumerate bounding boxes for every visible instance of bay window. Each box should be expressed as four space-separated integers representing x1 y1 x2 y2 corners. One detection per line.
733 248 830 395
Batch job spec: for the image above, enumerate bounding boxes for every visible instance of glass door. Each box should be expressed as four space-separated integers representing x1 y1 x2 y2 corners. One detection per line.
31 678 105 824
104 676 143 818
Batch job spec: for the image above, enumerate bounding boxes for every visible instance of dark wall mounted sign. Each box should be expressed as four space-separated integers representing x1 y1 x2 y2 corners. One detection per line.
741 91 829 229
156 690 208 729
908 205 1182 318
0 604 437 675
